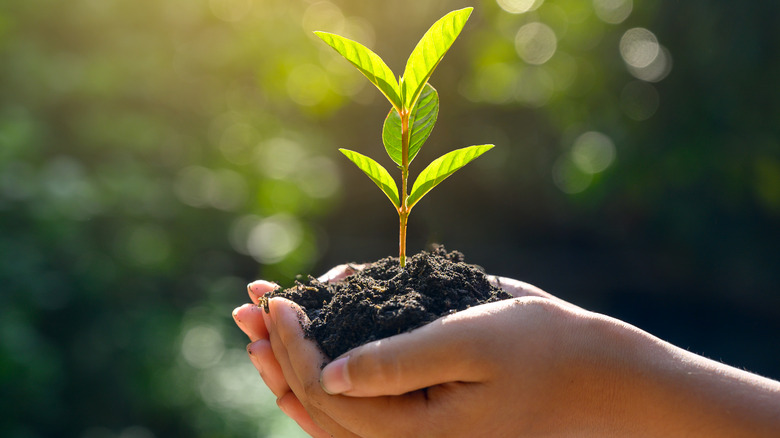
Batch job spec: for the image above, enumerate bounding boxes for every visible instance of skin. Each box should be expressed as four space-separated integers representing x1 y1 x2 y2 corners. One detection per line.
233 266 780 437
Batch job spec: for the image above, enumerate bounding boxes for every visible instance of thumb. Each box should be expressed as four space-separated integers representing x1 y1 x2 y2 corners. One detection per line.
320 303 500 397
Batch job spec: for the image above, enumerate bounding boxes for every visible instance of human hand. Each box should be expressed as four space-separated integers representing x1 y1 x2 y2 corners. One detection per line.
233 265 364 436
233 266 590 436
236 263 600 437
237 269 780 437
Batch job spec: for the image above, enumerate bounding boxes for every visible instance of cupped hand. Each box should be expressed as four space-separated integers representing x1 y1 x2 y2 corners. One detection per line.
263 292 601 437
232 269 560 399
234 267 584 437
233 265 363 436
232 279 322 436
238 269 780 437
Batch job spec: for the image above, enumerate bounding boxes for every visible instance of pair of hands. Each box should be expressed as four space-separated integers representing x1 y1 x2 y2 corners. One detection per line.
232 266 608 437
233 266 780 437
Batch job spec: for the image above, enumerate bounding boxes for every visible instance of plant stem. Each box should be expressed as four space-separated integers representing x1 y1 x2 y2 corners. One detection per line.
399 209 408 267
399 108 410 267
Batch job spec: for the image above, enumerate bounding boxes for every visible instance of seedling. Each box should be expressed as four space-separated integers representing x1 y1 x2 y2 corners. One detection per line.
316 7 492 267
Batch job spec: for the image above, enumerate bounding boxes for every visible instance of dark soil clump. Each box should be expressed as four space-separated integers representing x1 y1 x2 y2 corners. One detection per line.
261 246 512 359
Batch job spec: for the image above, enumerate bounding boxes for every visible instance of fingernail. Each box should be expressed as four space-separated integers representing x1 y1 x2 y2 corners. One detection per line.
247 280 277 301
233 304 260 327
246 282 262 301
232 305 246 324
320 356 351 395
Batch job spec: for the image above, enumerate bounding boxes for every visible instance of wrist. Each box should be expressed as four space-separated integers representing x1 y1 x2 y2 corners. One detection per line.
561 311 780 437
551 311 675 436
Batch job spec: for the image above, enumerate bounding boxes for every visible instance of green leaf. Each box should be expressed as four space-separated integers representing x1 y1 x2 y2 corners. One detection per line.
400 7 472 109
407 144 493 209
314 31 402 111
382 83 439 165
339 149 400 208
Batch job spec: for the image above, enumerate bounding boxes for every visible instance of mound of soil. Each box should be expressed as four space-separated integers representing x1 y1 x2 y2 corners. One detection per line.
261 246 512 359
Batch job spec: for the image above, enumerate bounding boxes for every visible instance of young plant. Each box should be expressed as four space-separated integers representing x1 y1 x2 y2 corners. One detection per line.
316 7 493 267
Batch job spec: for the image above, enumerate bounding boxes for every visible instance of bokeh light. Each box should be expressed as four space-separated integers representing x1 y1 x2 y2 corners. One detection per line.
553 154 593 194
295 156 341 199
620 27 659 69
302 1 346 34
247 214 304 264
515 66 555 107
174 166 248 211
593 0 633 24
286 63 332 107
627 45 673 82
571 131 616 174
218 122 259 166
181 325 225 369
497 0 545 14
515 22 558 65
553 131 615 194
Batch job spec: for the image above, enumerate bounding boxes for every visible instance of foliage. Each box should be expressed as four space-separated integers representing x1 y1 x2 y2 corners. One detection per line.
318 8 492 266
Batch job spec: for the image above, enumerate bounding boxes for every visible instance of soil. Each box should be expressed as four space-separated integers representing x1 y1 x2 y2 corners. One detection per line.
261 246 512 359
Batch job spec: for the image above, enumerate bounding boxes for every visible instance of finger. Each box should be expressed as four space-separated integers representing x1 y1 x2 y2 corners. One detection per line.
247 280 279 305
488 275 581 310
267 298 362 437
277 392 331 438
233 303 269 341
247 339 289 398
320 301 507 397
267 297 328 391
317 264 366 283
487 275 548 298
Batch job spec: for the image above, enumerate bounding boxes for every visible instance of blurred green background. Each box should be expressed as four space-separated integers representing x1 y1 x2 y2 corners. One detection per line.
1 0 778 436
